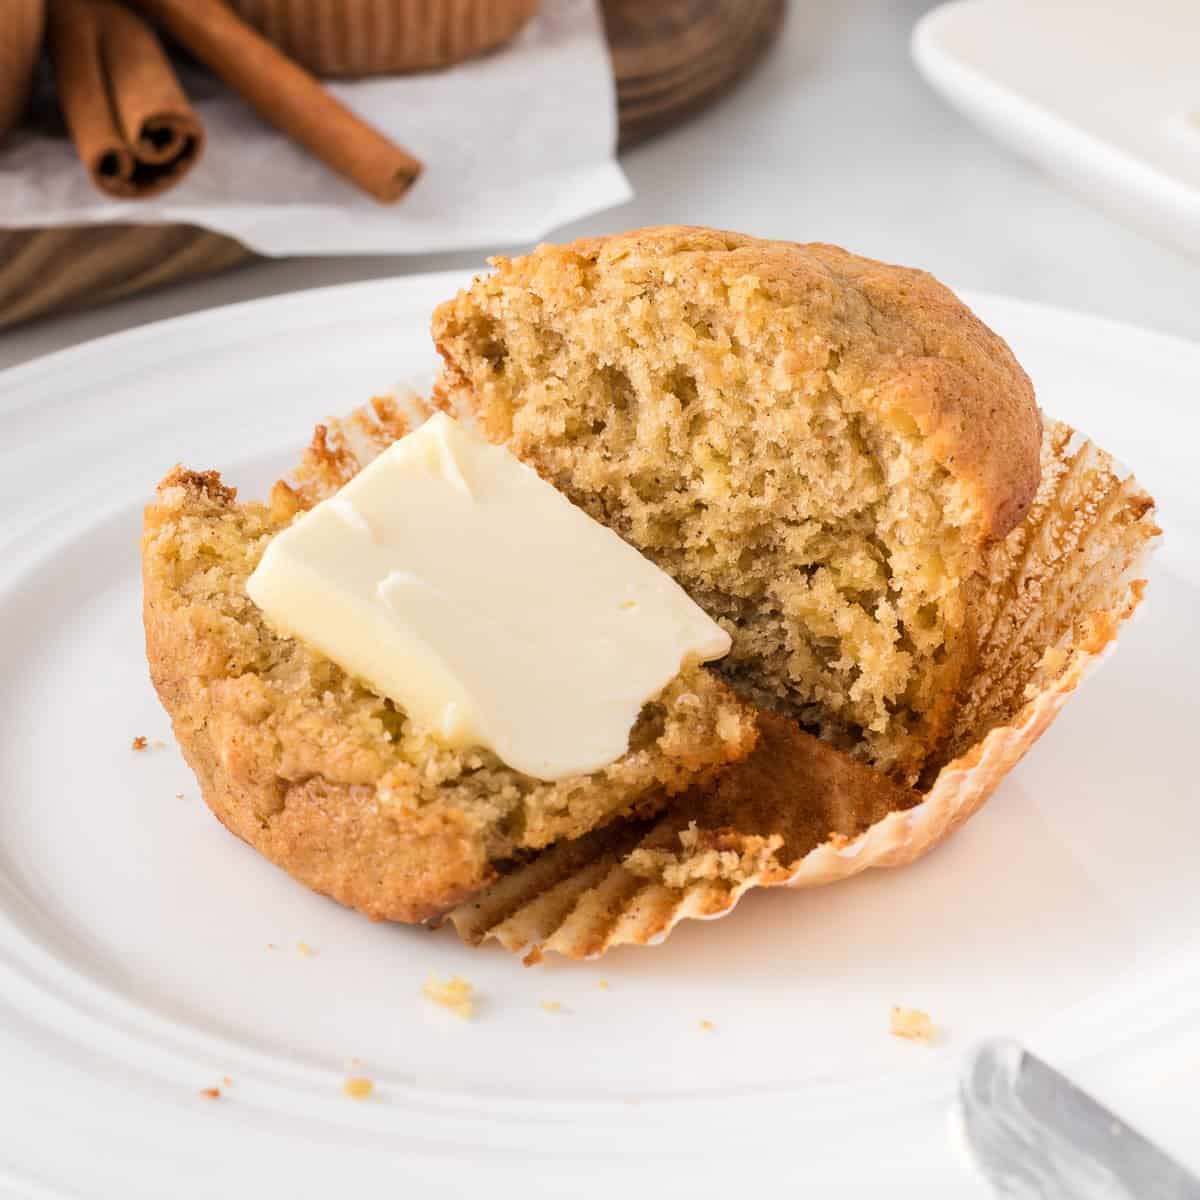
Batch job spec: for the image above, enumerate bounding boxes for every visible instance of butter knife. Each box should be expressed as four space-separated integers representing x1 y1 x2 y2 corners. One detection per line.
956 1039 1200 1199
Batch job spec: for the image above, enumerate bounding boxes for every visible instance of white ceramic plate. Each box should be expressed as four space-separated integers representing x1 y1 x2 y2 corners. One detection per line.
0 273 1196 1199
913 0 1200 259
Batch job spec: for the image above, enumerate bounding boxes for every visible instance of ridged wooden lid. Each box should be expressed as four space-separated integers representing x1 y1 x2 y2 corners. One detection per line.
0 0 45 141
225 0 541 78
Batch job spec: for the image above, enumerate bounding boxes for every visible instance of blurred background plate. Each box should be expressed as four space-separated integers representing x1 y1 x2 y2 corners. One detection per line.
913 0 1200 259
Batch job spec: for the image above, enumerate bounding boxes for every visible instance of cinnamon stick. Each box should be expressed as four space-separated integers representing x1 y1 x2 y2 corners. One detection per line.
47 0 204 199
123 0 423 204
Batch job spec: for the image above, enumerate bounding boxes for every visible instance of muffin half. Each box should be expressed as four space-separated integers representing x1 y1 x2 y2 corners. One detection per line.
434 227 1043 781
142 400 756 922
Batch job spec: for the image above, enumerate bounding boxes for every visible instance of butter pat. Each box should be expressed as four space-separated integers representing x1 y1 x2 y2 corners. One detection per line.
246 413 730 781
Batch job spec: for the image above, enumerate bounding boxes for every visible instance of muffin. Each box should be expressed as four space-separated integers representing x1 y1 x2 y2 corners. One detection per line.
433 226 1043 782
142 397 756 922
225 0 541 78
144 228 1156 956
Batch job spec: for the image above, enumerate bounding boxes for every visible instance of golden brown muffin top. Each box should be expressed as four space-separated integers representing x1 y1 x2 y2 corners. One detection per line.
530 226 1042 541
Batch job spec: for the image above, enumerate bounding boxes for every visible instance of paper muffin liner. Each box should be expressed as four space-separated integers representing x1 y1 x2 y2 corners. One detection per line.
226 0 540 78
444 418 1159 961
269 388 428 518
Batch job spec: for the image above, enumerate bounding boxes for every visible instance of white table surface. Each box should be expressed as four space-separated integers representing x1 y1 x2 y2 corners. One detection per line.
2 0 1197 372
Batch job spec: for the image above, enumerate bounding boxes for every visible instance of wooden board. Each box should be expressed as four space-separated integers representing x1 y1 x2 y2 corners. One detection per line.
0 0 783 330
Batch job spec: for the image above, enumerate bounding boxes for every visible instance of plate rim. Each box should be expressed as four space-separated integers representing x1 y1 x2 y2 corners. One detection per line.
1 268 1197 1195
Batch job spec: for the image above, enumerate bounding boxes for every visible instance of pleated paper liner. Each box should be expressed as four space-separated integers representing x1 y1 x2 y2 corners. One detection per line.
270 406 1158 962
268 388 430 520
225 0 541 77
444 418 1158 961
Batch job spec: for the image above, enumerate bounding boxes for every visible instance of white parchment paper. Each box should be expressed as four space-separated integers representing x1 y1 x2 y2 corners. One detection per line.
0 0 630 255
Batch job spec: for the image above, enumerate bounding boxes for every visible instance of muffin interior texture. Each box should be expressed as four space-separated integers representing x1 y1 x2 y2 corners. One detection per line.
434 232 1041 779
143 457 754 917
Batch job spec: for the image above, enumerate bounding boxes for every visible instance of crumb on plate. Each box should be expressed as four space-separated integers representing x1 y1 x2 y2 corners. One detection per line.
890 1005 934 1043
297 941 316 957
597 980 610 990
199 1086 221 1099
698 1019 715 1032
423 972 474 1019
131 736 148 752
540 1000 562 1013
343 1077 374 1100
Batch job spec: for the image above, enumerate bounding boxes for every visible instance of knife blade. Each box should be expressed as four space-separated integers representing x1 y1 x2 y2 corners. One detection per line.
956 1038 1200 1200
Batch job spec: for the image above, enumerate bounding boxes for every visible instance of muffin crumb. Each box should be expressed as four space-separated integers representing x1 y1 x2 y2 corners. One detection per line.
890 1005 934 1043
424 972 474 1019
131 736 148 752
198 1086 221 1099
296 941 316 957
698 1019 715 1032
539 1000 562 1013
343 1077 374 1100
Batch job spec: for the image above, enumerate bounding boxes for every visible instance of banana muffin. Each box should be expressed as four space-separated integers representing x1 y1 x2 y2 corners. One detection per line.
433 227 1042 780
142 403 756 922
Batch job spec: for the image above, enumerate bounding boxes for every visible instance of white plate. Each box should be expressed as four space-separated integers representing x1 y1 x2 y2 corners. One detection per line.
0 273 1196 1198
912 0 1200 259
